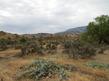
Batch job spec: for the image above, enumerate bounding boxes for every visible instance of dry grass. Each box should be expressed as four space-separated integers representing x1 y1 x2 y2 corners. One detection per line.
93 50 109 64
0 48 20 57
0 49 109 81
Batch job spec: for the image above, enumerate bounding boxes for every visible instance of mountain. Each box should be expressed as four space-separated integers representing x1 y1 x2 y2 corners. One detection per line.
56 26 87 35
0 31 21 39
23 33 53 38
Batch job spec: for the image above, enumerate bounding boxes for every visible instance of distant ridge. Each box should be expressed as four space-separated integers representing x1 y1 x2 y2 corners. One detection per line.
56 26 87 35
0 26 87 39
23 33 53 38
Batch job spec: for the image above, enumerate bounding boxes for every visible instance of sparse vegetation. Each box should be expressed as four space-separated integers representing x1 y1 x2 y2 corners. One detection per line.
0 15 109 81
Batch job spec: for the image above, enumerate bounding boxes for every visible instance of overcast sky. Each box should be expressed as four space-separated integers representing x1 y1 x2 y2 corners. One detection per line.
0 0 109 34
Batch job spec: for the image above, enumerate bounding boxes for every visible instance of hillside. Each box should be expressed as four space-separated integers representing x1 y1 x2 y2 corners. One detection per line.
56 26 87 35
22 33 53 38
0 26 86 39
0 31 21 39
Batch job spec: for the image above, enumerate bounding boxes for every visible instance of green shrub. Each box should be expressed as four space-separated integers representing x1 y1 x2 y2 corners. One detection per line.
0 39 8 51
86 61 109 69
17 59 71 81
46 41 58 50
44 41 59 54
63 40 96 59
20 41 45 56
19 37 28 45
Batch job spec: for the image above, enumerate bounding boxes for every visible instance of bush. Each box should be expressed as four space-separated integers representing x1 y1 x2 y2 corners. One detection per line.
63 40 96 59
17 59 70 81
44 41 59 54
0 39 8 51
19 37 28 45
86 61 109 69
46 41 58 50
19 41 46 56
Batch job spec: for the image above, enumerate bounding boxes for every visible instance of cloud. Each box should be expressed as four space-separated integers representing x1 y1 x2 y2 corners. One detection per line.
0 0 109 34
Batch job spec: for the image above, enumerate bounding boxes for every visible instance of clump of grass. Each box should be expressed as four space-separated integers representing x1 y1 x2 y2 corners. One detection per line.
17 59 74 81
86 61 109 69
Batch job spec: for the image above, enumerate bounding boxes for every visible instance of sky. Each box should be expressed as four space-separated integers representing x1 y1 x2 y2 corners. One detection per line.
0 0 109 34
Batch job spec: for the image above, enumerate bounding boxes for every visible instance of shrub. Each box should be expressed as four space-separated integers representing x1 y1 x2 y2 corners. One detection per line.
19 37 28 45
46 41 58 50
0 39 8 51
17 59 70 81
63 40 96 59
86 61 109 69
45 41 59 54
19 41 45 56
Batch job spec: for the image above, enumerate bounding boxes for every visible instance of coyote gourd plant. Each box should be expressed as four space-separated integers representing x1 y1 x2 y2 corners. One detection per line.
17 59 71 81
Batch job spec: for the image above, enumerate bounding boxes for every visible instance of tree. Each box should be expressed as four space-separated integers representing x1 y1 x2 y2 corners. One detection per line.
83 15 109 44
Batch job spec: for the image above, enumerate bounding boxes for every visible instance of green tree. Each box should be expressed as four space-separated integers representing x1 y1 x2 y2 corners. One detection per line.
82 15 109 44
